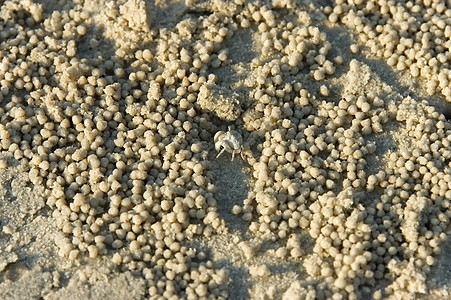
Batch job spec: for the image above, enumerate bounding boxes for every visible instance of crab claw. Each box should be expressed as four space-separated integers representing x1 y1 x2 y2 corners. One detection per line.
215 141 223 152
214 131 225 142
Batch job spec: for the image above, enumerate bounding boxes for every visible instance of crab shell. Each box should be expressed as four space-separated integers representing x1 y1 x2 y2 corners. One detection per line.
214 129 243 153
215 140 241 152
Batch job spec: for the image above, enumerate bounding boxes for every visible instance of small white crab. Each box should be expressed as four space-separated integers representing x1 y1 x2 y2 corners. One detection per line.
214 126 243 161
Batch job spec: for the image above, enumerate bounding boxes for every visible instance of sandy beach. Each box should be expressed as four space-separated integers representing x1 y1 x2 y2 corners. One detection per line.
1 0 451 299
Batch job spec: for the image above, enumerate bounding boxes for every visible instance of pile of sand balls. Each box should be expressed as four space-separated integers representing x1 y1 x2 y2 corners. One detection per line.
0 0 450 299
326 0 451 102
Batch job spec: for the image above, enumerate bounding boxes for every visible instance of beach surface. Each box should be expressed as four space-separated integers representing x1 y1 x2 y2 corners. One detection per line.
1 0 451 299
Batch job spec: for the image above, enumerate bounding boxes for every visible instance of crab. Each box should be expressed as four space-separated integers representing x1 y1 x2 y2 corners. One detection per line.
214 126 243 161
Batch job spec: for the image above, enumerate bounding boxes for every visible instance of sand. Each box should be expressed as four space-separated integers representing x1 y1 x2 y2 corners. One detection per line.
1 0 451 299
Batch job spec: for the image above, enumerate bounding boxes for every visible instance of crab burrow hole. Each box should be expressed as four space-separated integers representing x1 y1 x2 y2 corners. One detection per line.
210 128 252 235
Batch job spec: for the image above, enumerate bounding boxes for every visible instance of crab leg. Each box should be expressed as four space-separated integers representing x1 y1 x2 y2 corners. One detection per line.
240 151 246 160
216 147 226 158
